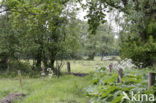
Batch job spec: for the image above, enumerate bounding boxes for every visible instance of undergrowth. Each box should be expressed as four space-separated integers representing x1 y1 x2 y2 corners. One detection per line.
86 67 156 103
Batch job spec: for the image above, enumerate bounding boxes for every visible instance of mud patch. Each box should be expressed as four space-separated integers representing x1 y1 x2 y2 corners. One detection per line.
72 73 89 77
1 93 26 103
65 72 89 77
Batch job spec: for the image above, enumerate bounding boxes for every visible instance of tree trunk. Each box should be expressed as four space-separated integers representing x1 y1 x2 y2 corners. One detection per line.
50 59 55 72
57 67 61 78
0 52 8 71
36 56 42 71
43 58 48 69
35 47 42 71
88 52 95 60
56 61 61 78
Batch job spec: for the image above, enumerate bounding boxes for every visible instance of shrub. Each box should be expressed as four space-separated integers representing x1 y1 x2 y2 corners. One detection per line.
120 36 156 67
7 60 32 73
0 59 40 78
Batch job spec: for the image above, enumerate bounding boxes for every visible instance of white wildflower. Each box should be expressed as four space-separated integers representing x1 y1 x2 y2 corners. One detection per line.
112 58 137 71
47 68 53 78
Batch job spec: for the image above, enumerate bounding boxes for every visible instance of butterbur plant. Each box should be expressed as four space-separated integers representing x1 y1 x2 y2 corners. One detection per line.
86 64 156 103
112 58 137 71
47 68 53 78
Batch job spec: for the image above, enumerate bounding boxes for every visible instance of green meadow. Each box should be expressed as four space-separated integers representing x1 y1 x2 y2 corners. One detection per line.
0 57 115 103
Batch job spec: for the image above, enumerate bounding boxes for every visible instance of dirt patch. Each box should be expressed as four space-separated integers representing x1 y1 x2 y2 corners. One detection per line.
1 93 26 103
65 72 89 77
72 73 89 77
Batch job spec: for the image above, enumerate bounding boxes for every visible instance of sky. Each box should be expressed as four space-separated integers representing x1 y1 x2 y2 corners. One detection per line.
76 0 88 21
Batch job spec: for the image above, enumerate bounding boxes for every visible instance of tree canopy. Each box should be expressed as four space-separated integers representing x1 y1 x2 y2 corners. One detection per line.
0 0 81 72
84 0 156 67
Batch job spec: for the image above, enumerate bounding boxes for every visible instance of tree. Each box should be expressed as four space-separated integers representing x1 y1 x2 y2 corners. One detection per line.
96 24 116 60
85 34 97 60
0 13 21 71
84 24 116 60
84 0 156 67
0 0 81 73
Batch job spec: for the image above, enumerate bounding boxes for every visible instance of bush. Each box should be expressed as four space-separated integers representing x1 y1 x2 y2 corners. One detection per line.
0 59 41 78
7 60 32 72
120 36 156 67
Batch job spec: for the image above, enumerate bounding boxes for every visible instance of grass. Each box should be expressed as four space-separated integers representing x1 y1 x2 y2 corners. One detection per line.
61 56 119 73
0 56 117 103
0 75 91 103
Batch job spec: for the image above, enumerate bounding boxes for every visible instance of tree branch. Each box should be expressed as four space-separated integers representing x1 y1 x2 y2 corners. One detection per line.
101 0 128 14
0 8 9 14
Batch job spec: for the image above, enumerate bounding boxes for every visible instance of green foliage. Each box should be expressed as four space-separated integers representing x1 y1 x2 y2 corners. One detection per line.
0 60 36 78
84 24 116 60
0 0 82 72
96 24 117 55
120 36 156 67
118 0 156 67
87 67 156 103
86 1 106 34
8 60 32 72
85 0 156 67
147 18 156 39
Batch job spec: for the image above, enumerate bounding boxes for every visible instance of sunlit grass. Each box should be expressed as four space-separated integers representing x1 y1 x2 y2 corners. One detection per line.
61 56 119 73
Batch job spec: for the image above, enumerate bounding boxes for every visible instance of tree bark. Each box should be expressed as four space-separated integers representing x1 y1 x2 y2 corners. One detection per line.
0 52 8 71
50 58 55 72
56 60 63 78
36 56 42 71
43 57 48 70
88 52 95 60
35 47 42 71
57 67 61 78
